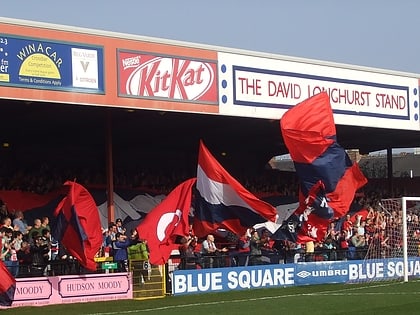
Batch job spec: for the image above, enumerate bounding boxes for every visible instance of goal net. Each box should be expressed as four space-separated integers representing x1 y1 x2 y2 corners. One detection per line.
356 196 420 283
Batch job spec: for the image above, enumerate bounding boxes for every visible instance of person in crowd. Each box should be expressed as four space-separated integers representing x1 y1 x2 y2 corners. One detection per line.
260 229 278 264
342 214 354 237
16 240 32 277
355 215 366 236
12 230 23 251
105 222 118 254
283 239 299 263
115 218 126 234
231 230 251 266
41 228 55 264
0 201 10 223
113 232 133 272
201 234 227 268
41 216 51 231
127 228 150 282
1 216 15 232
248 229 263 266
351 230 367 260
30 234 50 276
1 226 19 277
178 234 199 270
28 218 43 240
55 244 78 275
338 230 350 260
323 235 338 261
325 221 340 241
305 240 315 262
12 210 32 237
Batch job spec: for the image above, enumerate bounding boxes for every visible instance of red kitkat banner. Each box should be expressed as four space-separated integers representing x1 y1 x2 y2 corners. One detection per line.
118 51 218 104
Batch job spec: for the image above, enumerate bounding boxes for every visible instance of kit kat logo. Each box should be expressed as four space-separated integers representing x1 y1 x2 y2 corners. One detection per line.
118 51 218 103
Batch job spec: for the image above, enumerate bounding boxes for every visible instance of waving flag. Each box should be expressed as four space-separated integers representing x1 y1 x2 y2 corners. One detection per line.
280 92 367 242
0 260 15 306
53 181 103 271
193 140 278 238
137 178 196 265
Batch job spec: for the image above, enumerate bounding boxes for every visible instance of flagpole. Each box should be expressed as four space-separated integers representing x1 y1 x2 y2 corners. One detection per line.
106 110 115 224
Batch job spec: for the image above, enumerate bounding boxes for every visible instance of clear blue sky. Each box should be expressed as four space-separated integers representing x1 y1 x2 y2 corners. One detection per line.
2 0 420 74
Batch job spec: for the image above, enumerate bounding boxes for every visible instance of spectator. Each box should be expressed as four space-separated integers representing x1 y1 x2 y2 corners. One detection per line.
30 235 50 276
178 235 199 270
201 234 227 268
231 230 251 266
41 216 50 231
338 230 350 260
326 221 340 241
248 230 263 266
127 229 150 282
105 222 118 256
115 218 126 234
113 232 132 272
28 218 43 240
326 235 339 260
342 214 354 237
0 201 10 223
13 211 32 236
55 245 78 275
305 241 315 262
351 230 367 260
16 241 32 277
282 239 298 263
1 216 14 231
12 230 23 251
260 229 278 264
1 227 18 277
41 228 53 261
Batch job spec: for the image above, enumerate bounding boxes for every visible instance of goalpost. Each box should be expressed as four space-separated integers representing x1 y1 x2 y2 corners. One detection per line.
362 196 420 283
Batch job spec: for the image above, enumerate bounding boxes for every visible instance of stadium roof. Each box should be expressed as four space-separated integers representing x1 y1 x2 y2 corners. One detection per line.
0 98 419 176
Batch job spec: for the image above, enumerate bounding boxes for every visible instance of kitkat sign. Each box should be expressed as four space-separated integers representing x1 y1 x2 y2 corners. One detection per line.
118 50 218 104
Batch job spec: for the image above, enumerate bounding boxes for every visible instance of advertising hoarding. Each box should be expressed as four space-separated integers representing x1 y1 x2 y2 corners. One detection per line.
172 257 420 295
218 52 420 130
0 35 104 93
118 50 218 104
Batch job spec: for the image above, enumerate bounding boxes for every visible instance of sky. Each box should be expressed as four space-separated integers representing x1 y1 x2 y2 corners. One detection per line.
1 1 419 154
2 0 420 74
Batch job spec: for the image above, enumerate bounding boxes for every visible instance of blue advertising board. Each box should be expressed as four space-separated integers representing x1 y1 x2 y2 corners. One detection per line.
0 34 104 93
172 257 420 295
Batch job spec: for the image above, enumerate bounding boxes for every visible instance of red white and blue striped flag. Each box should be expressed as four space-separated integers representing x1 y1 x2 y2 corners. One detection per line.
193 140 278 238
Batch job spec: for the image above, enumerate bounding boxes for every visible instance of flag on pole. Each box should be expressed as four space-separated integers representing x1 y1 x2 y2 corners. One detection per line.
137 178 196 265
193 140 278 237
53 181 103 271
280 92 368 242
0 260 16 306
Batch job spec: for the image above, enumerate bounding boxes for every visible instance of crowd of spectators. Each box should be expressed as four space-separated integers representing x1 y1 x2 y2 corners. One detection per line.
0 161 300 196
1 163 420 277
175 192 420 270
0 209 74 278
0 208 152 279
1 159 419 198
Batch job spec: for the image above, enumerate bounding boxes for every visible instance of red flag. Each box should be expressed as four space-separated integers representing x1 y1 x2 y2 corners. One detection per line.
0 260 15 306
0 189 64 212
53 181 103 271
280 92 368 242
137 178 196 265
193 140 278 238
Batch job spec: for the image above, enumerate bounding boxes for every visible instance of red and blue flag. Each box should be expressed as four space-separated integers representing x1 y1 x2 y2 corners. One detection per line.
193 140 278 238
53 181 103 271
280 92 368 242
0 260 15 306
